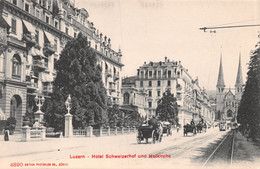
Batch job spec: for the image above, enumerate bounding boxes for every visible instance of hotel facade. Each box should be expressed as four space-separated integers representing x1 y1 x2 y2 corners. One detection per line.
0 0 123 130
134 57 215 127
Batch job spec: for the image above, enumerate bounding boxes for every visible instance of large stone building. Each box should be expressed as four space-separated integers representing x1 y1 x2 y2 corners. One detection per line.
216 55 243 122
0 0 123 130
134 57 215 127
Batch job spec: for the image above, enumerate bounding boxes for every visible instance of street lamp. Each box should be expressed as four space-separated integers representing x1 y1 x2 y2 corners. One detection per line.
34 90 45 123
65 94 72 115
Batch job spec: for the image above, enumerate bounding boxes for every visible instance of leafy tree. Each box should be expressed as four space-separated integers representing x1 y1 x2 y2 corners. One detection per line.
156 90 179 124
237 39 260 139
45 33 108 131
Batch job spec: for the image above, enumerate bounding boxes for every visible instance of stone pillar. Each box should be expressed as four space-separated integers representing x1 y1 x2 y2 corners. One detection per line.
40 126 46 141
86 126 93 137
107 126 110 136
121 126 124 135
64 113 73 138
114 126 117 135
34 110 44 123
99 126 103 137
127 126 130 134
21 126 31 142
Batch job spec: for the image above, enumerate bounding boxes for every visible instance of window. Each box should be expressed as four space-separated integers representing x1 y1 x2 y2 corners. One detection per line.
168 70 171 78
149 81 152 87
11 19 16 34
149 91 152 97
25 3 30 12
36 9 40 19
54 39 57 50
148 102 152 108
167 80 171 86
45 15 49 24
157 80 160 86
12 54 21 77
65 27 69 35
54 21 58 29
157 91 161 97
35 30 39 43
149 71 152 78
158 71 161 78
123 93 130 104
140 81 143 87
141 71 144 78
74 32 77 38
12 0 17 5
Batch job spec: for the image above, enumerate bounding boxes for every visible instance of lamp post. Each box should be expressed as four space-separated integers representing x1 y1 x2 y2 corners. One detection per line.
34 90 45 124
65 94 73 137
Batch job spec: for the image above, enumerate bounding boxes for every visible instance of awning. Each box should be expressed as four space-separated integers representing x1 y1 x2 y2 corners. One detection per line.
0 108 6 120
42 73 53 82
22 19 35 34
138 108 147 118
44 31 54 44
31 48 46 59
0 15 10 30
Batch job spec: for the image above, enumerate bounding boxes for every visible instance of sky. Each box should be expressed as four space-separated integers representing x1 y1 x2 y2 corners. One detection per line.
76 0 260 90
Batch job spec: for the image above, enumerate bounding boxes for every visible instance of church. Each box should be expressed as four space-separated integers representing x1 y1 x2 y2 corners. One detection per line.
216 55 243 122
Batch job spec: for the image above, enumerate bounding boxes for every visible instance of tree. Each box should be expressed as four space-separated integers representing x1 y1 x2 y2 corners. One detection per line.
156 90 179 124
237 39 260 139
45 33 108 131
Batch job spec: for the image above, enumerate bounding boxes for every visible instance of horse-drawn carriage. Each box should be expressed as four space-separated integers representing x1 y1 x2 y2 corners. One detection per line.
137 123 163 144
162 121 172 136
196 122 207 133
183 124 196 136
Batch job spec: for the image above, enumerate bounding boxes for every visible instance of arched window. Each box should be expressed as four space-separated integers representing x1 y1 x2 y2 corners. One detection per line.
123 92 130 104
12 54 21 77
227 110 232 117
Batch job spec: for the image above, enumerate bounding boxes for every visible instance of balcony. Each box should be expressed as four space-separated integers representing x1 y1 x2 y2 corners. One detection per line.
0 28 8 53
23 33 36 47
43 43 56 56
109 83 116 92
113 73 119 81
26 81 38 90
105 69 112 77
42 84 53 93
33 60 47 71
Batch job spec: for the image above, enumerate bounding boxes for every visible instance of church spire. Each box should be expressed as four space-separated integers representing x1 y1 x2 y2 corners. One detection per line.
217 55 225 87
235 54 243 86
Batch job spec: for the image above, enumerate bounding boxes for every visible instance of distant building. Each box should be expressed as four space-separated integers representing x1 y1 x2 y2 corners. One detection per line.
216 55 243 122
0 0 123 130
134 57 215 126
121 76 147 117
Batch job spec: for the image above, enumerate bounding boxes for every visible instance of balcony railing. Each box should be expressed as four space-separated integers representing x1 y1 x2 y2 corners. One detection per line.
105 69 112 77
23 33 36 47
42 85 53 93
33 60 47 71
26 81 38 89
113 73 119 81
43 43 56 56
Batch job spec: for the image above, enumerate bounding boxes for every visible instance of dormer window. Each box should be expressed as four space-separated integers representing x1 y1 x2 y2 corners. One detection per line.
12 0 17 5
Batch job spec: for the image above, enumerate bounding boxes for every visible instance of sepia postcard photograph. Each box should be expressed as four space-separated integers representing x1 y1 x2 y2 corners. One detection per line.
0 0 260 168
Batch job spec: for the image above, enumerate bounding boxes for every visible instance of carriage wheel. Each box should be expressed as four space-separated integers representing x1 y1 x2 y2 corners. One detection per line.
152 130 156 144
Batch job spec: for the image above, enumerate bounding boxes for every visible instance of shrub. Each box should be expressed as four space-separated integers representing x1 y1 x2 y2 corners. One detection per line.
0 120 6 133
5 117 16 135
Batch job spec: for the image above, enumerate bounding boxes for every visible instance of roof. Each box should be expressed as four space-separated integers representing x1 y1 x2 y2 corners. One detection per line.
122 76 138 85
235 55 243 86
217 56 225 87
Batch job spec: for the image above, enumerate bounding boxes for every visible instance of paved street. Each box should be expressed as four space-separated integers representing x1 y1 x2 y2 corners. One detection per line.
0 128 260 169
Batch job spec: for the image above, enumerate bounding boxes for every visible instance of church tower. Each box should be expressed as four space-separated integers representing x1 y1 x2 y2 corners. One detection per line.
235 55 243 100
216 56 226 117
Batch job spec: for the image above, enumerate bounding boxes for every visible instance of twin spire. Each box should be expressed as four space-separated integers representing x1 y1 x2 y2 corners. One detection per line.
216 54 243 88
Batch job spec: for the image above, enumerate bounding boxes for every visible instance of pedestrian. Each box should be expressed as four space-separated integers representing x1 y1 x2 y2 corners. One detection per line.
4 129 9 141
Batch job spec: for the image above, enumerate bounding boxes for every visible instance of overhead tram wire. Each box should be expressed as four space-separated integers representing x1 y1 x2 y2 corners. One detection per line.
200 24 260 32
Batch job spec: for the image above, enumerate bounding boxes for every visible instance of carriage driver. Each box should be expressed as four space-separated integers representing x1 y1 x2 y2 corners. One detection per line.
148 116 160 129
190 119 195 125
